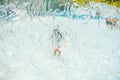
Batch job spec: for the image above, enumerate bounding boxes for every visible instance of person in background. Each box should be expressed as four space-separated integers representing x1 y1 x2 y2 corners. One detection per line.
106 17 118 29
96 7 101 19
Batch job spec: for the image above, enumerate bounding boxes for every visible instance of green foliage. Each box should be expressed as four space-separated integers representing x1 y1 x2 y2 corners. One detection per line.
105 1 120 7
73 0 120 7
73 0 90 5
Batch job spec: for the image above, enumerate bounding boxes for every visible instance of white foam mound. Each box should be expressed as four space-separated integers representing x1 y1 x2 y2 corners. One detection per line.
0 15 120 80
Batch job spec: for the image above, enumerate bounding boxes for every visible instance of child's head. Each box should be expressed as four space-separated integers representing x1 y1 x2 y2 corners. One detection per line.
53 24 60 34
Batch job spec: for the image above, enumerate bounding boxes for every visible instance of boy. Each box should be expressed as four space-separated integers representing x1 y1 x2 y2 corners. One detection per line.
51 25 64 56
